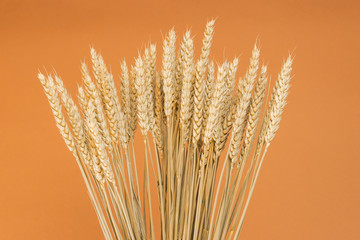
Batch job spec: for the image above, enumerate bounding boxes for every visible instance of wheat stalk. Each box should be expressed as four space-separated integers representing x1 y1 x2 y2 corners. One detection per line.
39 19 293 240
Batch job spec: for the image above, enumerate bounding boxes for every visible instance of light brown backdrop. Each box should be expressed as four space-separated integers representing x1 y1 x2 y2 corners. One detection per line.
1 0 359 239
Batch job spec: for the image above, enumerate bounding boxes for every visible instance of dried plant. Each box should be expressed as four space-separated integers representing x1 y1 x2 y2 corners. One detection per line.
39 19 293 240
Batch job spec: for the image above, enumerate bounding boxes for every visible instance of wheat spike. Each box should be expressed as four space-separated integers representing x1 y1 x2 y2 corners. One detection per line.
203 63 228 162
144 46 156 132
162 29 177 118
180 31 194 142
240 65 268 161
55 76 92 166
265 56 293 144
212 63 229 142
77 86 88 117
154 72 164 153
174 40 185 110
120 60 132 135
229 44 260 163
191 20 216 145
106 71 128 146
200 19 215 66
128 66 138 138
91 49 119 142
83 79 113 150
216 58 239 153
192 58 206 144
81 62 94 100
134 56 149 136
203 60 215 134
38 73 81 164
85 99 113 183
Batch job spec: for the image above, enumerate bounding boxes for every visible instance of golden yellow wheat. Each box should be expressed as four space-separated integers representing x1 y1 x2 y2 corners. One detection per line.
39 19 293 240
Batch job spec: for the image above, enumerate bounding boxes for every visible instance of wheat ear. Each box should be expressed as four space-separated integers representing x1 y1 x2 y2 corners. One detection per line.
55 76 92 166
239 65 268 162
228 44 260 163
39 73 77 157
179 30 195 143
162 29 177 119
264 56 293 144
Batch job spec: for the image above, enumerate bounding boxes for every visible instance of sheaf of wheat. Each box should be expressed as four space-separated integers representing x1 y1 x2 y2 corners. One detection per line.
39 19 293 240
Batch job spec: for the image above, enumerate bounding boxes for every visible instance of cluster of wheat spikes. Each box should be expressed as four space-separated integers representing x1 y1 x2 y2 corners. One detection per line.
39 19 293 240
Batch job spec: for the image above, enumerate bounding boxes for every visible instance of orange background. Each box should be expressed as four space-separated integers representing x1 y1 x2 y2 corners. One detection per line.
1 0 360 239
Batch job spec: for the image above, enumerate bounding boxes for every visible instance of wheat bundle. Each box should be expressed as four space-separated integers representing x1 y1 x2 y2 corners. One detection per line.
39 19 293 240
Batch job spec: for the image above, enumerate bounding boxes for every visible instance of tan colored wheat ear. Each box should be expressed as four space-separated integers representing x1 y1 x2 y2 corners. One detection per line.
39 19 293 240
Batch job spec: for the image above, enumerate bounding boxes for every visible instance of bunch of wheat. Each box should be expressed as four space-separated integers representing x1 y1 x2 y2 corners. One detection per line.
39 19 293 240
